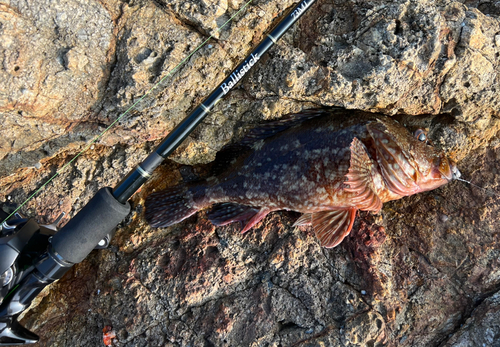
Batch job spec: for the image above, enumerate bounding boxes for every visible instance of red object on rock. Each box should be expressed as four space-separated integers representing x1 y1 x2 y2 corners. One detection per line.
102 325 116 346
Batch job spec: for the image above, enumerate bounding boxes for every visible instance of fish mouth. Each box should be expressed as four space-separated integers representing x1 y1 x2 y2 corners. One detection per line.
438 157 460 181
451 161 461 180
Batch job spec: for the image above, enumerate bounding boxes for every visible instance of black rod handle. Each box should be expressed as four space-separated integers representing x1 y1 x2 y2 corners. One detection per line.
112 0 317 203
51 188 130 263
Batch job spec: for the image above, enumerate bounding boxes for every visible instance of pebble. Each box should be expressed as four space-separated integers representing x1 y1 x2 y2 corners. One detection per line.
361 290 367 295
440 214 449 222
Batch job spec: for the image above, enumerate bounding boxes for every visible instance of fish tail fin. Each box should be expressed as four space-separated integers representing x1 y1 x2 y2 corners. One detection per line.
145 186 201 228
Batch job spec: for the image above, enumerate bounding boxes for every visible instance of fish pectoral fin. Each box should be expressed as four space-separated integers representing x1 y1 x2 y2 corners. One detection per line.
207 203 259 226
345 137 383 212
312 208 357 248
293 213 312 227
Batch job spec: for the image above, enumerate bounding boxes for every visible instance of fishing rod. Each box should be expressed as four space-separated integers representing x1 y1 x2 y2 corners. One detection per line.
0 0 317 344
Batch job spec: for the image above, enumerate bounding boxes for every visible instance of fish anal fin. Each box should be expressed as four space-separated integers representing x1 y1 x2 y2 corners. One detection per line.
312 208 357 248
345 137 383 212
207 203 259 227
207 203 270 233
241 207 270 233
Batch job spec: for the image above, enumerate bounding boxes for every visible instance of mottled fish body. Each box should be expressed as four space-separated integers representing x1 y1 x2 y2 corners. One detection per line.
145 109 459 247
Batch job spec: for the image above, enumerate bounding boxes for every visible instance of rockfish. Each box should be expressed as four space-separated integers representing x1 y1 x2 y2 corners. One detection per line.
145 109 460 248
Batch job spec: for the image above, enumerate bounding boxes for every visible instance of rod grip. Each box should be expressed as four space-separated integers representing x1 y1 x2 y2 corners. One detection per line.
51 188 130 263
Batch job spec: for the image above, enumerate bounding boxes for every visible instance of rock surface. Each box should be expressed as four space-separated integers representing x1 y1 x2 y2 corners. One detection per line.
1 0 500 346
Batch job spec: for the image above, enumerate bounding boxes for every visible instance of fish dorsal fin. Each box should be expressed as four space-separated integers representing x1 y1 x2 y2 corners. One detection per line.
312 209 357 248
210 144 251 176
211 109 330 176
344 137 383 212
239 109 329 147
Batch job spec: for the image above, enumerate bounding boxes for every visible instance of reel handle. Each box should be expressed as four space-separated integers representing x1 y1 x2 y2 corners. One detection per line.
0 315 39 345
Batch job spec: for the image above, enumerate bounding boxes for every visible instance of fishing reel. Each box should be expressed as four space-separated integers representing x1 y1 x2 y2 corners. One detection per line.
0 209 62 345
0 188 129 345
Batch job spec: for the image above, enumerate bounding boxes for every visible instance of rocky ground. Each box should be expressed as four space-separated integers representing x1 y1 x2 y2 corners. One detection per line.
1 0 500 346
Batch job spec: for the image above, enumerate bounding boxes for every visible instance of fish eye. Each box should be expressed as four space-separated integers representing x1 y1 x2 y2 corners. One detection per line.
414 129 427 142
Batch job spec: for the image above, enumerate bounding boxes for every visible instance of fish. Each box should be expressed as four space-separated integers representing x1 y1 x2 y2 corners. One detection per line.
145 108 460 248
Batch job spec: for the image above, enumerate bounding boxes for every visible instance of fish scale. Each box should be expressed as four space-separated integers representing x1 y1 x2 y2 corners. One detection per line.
217 120 356 205
145 108 460 248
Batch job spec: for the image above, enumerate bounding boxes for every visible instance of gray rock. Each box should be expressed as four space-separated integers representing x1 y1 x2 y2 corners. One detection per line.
443 290 500 347
1 0 500 346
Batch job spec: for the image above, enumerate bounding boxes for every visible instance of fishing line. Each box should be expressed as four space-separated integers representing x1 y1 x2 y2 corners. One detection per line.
456 177 500 197
2 0 254 223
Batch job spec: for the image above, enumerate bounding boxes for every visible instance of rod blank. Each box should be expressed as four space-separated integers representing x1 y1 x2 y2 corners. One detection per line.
113 0 317 203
